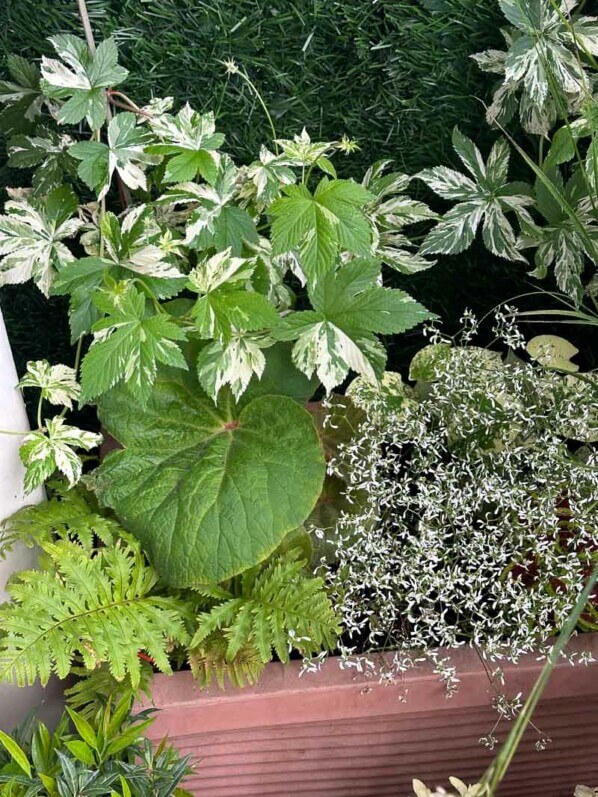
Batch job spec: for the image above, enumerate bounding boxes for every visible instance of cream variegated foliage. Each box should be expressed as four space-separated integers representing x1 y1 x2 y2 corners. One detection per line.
0 32 434 600
19 360 80 409
197 336 268 400
413 778 485 797
419 127 533 261
40 35 128 131
472 0 598 135
363 160 438 274
70 112 159 200
0 186 82 295
19 417 102 494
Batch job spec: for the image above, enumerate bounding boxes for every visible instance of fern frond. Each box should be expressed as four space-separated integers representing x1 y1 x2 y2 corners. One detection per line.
0 481 120 559
0 537 190 688
65 663 154 720
188 632 265 688
189 549 340 681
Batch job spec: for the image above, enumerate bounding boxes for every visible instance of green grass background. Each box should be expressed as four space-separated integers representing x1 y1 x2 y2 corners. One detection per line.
1 0 596 387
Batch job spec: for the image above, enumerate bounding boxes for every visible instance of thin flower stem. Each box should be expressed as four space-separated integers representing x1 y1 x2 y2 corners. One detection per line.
0 429 31 437
482 562 598 793
227 66 278 153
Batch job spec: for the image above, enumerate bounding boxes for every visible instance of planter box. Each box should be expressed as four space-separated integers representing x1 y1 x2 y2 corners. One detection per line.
142 633 598 797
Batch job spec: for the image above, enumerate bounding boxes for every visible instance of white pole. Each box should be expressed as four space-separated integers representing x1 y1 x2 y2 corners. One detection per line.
0 308 62 729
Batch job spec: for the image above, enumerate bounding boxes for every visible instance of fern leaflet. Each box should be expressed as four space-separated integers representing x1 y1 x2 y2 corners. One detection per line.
0 537 189 688
189 548 340 686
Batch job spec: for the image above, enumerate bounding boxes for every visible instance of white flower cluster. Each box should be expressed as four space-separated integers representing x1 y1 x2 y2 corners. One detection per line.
316 342 598 676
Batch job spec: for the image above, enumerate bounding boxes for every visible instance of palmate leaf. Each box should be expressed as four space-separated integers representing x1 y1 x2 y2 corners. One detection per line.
275 258 434 391
275 128 335 171
472 1 597 135
0 55 49 134
190 548 339 685
52 206 185 341
270 178 374 278
419 128 533 262
79 285 187 405
19 360 79 409
70 113 158 200
241 146 296 208
40 36 128 131
196 336 269 400
93 373 326 586
157 158 258 255
0 535 188 687
147 105 224 184
363 160 437 274
0 186 82 296
8 128 77 196
519 170 598 303
188 249 278 344
19 417 102 494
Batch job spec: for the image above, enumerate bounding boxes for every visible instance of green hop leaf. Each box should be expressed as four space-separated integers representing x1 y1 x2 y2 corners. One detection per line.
79 284 188 405
270 177 374 277
275 258 434 391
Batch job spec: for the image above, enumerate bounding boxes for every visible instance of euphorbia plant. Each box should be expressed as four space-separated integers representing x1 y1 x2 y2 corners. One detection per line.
0 19 435 688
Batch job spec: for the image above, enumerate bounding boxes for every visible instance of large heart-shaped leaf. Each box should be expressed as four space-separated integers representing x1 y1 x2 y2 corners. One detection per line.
93 374 325 586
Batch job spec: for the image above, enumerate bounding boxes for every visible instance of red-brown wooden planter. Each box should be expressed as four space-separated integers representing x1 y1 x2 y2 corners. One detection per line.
141 633 598 797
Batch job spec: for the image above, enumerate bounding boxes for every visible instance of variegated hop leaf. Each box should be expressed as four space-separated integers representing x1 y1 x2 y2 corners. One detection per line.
40 35 128 131
19 417 102 494
79 284 187 405
238 146 296 209
275 128 336 175
147 104 224 184
70 112 159 200
8 127 77 196
518 169 598 303
0 55 53 133
19 361 80 410
52 206 186 342
418 128 533 262
188 248 278 341
197 336 269 400
157 157 259 255
363 160 438 274
0 186 82 296
471 0 597 136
